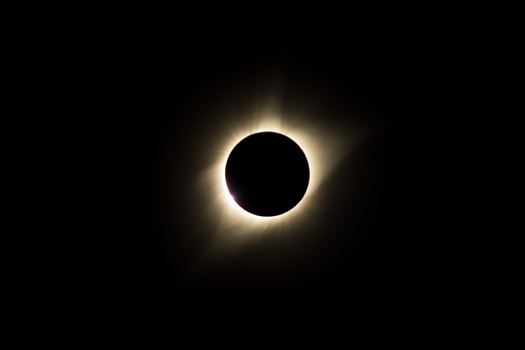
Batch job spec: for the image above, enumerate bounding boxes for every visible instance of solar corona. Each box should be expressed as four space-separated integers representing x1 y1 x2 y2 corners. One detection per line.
198 112 352 239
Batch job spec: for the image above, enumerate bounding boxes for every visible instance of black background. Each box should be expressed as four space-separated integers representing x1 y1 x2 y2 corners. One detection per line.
106 30 394 313
26 15 439 324
8 5 509 341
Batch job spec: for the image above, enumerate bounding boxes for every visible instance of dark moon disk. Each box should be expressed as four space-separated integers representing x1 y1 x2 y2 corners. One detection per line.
225 132 310 217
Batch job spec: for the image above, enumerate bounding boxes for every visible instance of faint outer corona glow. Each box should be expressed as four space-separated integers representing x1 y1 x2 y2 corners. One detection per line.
199 107 355 239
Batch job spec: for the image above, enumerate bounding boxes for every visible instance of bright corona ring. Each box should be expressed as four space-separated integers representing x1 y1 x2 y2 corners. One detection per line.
200 111 350 238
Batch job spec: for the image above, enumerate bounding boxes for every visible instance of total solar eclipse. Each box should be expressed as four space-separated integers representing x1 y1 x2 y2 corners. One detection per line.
225 132 310 217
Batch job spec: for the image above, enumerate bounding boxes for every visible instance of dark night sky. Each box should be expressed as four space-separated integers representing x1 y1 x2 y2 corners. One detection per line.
8 6 506 341
31 18 438 322
107 31 394 312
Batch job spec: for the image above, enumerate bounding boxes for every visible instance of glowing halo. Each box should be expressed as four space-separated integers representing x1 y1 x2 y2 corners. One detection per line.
198 106 357 240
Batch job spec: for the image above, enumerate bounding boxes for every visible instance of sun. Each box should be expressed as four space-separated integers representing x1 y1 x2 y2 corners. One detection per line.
198 107 354 239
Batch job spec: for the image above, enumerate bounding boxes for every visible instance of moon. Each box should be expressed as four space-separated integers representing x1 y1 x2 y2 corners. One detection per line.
225 132 310 217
